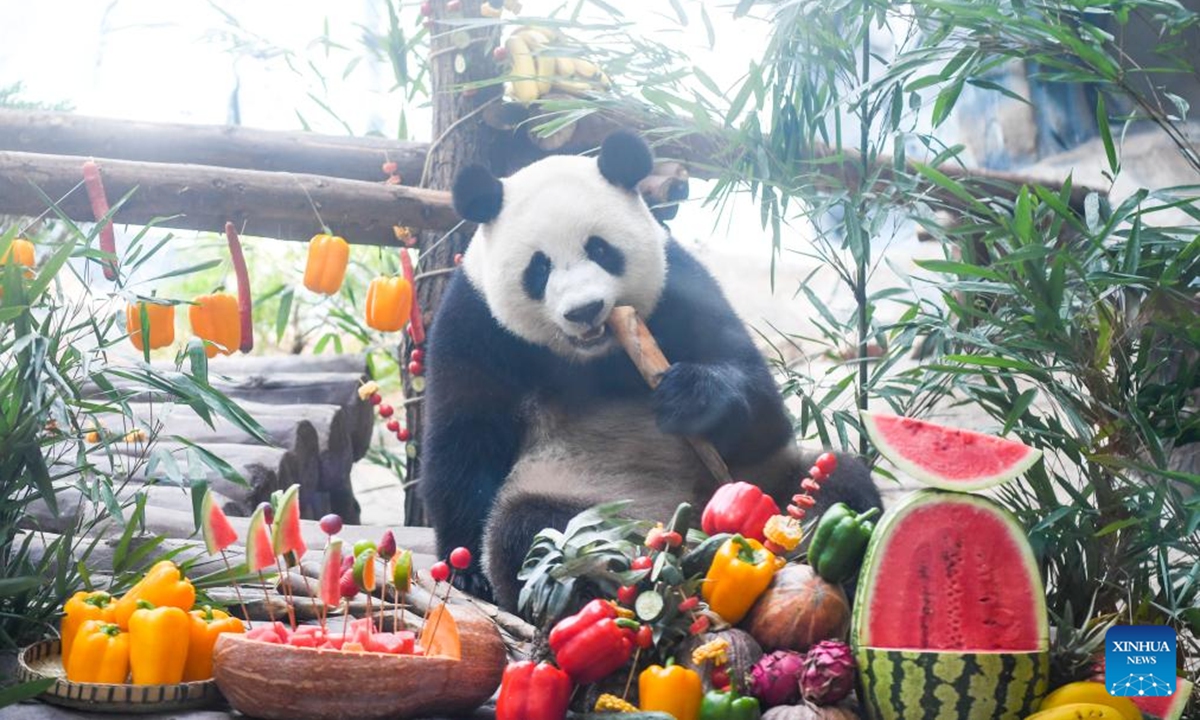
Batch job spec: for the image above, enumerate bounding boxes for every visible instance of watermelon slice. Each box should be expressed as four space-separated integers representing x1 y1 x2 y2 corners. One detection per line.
245 504 277 573
861 410 1042 491
1131 676 1193 720
319 538 344 608
201 489 238 555
853 490 1050 720
271 483 308 559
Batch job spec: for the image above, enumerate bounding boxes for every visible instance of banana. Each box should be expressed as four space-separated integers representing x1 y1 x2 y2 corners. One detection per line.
555 56 576 78
572 58 600 78
535 54 555 96
505 34 540 104
552 79 593 96
522 27 557 49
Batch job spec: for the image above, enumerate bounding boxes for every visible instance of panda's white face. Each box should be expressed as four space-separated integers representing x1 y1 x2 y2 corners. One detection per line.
462 155 668 361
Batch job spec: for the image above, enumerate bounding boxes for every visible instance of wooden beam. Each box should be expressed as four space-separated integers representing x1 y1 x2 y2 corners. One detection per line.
0 108 427 184
0 150 458 243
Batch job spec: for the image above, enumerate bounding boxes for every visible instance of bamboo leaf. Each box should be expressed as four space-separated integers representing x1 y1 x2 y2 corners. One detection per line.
0 678 55 708
275 286 294 343
1096 94 1119 175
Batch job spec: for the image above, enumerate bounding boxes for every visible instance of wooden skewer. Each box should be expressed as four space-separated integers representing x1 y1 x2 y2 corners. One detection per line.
606 305 733 490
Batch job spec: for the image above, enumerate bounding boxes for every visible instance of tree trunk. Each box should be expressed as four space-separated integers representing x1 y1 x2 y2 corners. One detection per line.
404 0 503 528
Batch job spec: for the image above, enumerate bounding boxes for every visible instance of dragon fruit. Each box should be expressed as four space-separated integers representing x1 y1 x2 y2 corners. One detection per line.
749 650 806 707
798 640 856 705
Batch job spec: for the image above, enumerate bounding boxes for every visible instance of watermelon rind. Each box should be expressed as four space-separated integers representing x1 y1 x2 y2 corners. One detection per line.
271 483 307 558
1131 676 1194 720
861 410 1043 492
855 647 1049 720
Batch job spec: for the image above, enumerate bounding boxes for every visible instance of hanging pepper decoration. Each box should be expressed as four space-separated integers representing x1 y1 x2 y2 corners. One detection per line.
128 600 191 685
65 620 129 684
701 482 781 543
495 660 573 720
639 659 704 720
127 300 175 353
699 688 762 720
81 160 118 280
398 247 425 344
182 605 244 681
60 591 114 664
303 233 350 295
111 560 196 629
189 292 241 358
806 503 879 583
547 599 637 684
0 237 35 275
224 222 254 353
701 535 777 625
365 275 413 332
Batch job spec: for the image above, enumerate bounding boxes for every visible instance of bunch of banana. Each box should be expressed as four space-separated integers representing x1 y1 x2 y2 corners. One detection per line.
503 26 611 104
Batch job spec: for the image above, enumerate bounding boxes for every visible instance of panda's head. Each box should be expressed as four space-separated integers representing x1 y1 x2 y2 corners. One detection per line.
453 131 668 361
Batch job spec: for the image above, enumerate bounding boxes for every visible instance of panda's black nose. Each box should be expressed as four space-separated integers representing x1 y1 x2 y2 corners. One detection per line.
564 300 605 326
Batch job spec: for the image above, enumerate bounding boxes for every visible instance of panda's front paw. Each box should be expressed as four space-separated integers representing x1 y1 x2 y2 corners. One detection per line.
654 362 750 443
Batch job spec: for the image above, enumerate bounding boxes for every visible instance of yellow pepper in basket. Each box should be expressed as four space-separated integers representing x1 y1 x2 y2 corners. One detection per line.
61 590 114 665
65 620 129 684
111 560 195 629
182 605 244 681
129 601 190 685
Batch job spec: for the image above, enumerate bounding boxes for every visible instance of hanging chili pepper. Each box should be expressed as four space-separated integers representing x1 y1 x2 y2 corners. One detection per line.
806 503 880 584
127 300 175 352
398 247 425 344
60 591 114 664
111 560 196 629
129 600 191 685
303 233 350 295
189 292 241 359
639 659 703 720
547 599 637 684
182 605 244 681
365 275 413 332
65 620 129 684
81 160 118 281
699 688 761 720
701 482 780 543
701 535 777 625
224 222 253 353
495 660 572 720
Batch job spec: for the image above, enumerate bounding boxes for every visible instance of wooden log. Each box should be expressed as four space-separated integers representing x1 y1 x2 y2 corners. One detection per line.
198 352 368 377
110 441 293 511
0 150 458 245
0 108 427 184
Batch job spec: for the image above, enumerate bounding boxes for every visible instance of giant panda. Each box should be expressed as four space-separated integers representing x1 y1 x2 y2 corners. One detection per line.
420 130 883 610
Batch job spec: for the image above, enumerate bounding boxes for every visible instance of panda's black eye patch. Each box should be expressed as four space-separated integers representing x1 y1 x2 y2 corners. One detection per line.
585 236 625 276
522 251 552 300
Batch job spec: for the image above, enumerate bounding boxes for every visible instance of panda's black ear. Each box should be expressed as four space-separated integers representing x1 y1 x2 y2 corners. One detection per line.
452 164 504 224
598 131 653 191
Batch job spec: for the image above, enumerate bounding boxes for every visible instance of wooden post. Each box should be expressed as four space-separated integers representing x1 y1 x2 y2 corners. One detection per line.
403 0 503 527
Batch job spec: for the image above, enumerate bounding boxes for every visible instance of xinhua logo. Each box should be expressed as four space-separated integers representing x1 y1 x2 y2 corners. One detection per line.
1105 625 1177 697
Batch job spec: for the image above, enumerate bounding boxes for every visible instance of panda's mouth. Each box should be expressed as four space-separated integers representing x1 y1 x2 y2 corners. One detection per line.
567 325 610 348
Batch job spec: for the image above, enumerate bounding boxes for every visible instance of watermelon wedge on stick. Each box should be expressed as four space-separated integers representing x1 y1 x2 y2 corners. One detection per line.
245 504 279 624
200 489 249 625
861 410 1042 491
271 484 308 559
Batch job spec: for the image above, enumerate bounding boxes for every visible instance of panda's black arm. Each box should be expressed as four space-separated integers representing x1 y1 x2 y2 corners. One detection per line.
646 240 795 465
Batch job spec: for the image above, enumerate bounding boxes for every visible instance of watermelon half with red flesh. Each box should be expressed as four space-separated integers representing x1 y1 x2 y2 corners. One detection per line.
1131 676 1194 720
852 490 1050 720
861 410 1042 491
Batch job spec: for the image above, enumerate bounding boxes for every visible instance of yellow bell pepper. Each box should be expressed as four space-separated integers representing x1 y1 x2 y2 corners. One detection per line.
127 300 176 351
639 660 703 720
701 535 777 624
129 601 191 685
111 560 196 629
364 275 413 332
182 605 244 681
303 234 350 295
61 590 114 664
65 620 129 684
188 292 240 358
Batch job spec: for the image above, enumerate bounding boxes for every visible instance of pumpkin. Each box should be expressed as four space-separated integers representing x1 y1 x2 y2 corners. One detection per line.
677 628 764 693
742 564 850 653
212 602 505 720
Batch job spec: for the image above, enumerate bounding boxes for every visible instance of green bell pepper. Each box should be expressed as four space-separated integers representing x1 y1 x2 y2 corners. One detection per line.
699 689 761 720
807 502 880 583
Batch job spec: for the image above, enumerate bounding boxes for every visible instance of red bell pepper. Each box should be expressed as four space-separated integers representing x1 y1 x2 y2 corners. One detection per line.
495 660 572 720
548 599 637 684
701 482 781 542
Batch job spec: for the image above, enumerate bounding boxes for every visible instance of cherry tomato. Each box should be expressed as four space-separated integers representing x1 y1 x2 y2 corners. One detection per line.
410 348 425 364
449 547 472 570
369 393 383 406
429 561 451 583
617 585 637 606
386 420 400 432
636 625 654 649
815 452 838 476
379 404 395 418
397 428 412 442
631 556 652 571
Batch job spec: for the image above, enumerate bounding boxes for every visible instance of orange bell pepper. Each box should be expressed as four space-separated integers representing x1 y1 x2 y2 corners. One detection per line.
640 659 703 720
303 233 349 295
129 601 191 685
188 292 240 358
182 605 244 681
365 276 413 332
1 237 35 276
127 300 176 352
65 620 130 684
61 591 114 664
111 560 196 629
